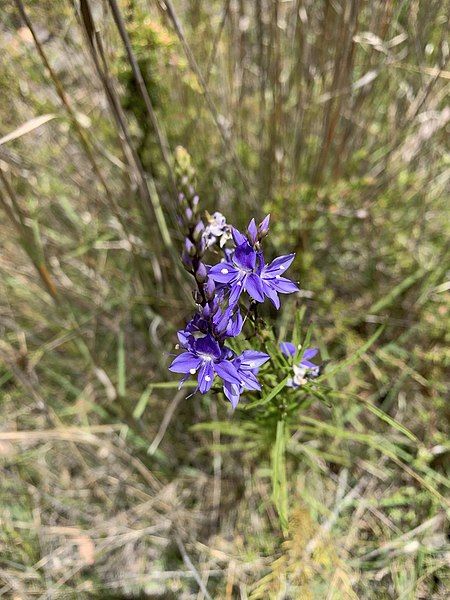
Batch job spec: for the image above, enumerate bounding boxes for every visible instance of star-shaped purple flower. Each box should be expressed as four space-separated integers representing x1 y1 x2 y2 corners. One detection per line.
222 350 270 408
169 334 242 393
209 236 299 308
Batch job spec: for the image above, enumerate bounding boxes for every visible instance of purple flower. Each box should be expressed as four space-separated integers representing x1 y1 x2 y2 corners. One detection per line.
222 350 270 408
179 299 243 343
279 342 320 387
169 334 242 393
259 253 300 309
209 239 299 308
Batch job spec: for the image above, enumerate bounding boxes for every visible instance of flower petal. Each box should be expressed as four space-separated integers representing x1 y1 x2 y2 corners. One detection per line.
263 254 296 277
198 361 214 393
246 273 265 302
267 276 299 294
232 227 247 246
177 330 190 348
262 281 280 308
229 279 245 307
303 348 318 360
301 359 318 370
279 342 296 357
222 381 241 409
239 350 270 370
239 370 261 391
209 262 239 283
214 359 242 385
233 242 256 271
169 352 201 373
226 309 243 337
194 335 222 360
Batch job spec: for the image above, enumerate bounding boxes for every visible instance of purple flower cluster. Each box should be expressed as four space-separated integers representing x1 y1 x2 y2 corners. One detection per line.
169 205 300 408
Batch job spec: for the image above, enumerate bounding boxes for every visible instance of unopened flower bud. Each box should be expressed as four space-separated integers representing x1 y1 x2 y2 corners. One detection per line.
184 238 196 257
204 278 216 301
185 207 193 223
192 220 205 242
181 250 193 271
257 214 270 240
195 261 208 283
197 237 206 256
247 218 258 244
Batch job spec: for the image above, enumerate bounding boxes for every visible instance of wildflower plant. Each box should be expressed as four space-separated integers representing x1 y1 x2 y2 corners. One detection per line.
164 150 390 536
169 148 302 409
168 148 333 531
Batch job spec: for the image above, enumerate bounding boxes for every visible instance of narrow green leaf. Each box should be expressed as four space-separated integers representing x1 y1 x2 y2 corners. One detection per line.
151 380 197 389
245 376 289 409
133 386 152 419
368 268 426 314
320 325 384 380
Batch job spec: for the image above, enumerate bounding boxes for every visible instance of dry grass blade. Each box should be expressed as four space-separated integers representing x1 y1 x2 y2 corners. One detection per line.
0 114 57 146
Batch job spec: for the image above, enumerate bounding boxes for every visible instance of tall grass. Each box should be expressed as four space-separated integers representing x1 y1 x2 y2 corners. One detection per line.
0 0 448 597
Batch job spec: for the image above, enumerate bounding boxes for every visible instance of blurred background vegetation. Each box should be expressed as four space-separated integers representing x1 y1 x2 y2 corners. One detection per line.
0 0 449 598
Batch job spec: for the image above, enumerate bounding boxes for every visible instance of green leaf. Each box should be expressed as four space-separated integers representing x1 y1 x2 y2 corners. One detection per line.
245 376 289 409
133 386 152 419
368 268 426 314
292 306 307 348
151 380 197 389
319 325 384 380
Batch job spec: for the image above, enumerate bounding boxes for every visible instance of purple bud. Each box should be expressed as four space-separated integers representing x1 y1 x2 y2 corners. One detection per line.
185 207 193 223
192 195 200 213
247 218 258 244
197 237 206 256
178 192 185 202
204 278 216 301
184 238 196 257
181 250 193 270
195 261 208 283
258 214 270 239
192 220 205 242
